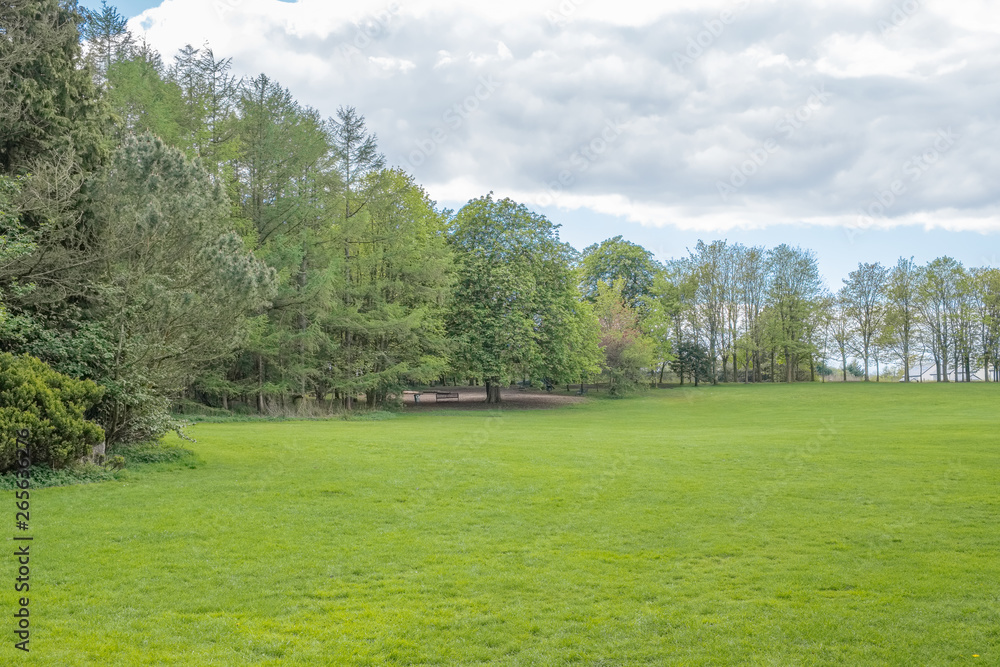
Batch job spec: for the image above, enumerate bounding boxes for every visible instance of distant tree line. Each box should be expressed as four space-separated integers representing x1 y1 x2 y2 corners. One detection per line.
1 2 997 451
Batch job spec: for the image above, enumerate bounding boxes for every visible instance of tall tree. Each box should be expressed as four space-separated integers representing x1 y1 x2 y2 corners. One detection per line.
0 0 109 175
662 259 699 384
766 245 823 382
884 257 921 382
80 0 134 81
689 240 728 385
326 105 386 408
841 262 888 381
972 268 1000 381
918 257 963 382
332 169 454 408
87 134 275 442
106 47 187 146
737 245 769 382
448 194 596 403
230 73 333 411
593 280 653 395
829 290 853 382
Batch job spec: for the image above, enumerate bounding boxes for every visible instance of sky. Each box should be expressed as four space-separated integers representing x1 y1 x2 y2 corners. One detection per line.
81 0 1000 286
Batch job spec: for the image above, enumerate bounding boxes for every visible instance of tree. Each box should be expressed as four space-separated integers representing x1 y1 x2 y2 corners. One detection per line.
80 0 134 81
326 105 386 409
884 257 920 382
106 48 188 146
229 73 333 411
0 0 109 175
918 257 963 382
829 291 853 382
767 245 824 382
644 272 676 386
593 280 653 395
448 194 596 403
662 258 699 384
841 262 888 381
193 47 240 176
331 169 454 408
669 341 711 387
689 240 728 384
973 268 1000 381
578 235 661 312
87 134 275 442
737 245 769 382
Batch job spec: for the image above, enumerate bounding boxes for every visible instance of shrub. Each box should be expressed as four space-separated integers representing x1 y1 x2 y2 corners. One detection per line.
0 353 105 471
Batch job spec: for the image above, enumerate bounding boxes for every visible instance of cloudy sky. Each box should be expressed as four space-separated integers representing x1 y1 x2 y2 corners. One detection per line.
84 0 1000 284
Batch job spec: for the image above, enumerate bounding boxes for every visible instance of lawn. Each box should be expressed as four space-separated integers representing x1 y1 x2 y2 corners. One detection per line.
5 384 999 665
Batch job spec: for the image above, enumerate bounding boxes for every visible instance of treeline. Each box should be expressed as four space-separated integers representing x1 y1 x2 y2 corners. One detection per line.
649 243 1000 385
2 2 998 451
0 1 602 447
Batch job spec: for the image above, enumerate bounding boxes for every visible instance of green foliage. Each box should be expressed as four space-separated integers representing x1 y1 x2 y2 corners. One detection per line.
0 441 197 489
0 353 104 471
85 133 275 443
0 176 33 265
80 0 134 80
112 441 197 465
669 340 712 386
0 311 114 379
327 168 453 406
0 462 124 489
106 50 188 146
594 280 654 395
448 194 599 401
0 176 34 317
578 235 661 312
766 244 825 382
0 0 109 174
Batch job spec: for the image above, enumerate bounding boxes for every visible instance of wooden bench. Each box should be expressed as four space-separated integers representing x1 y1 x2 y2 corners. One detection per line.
434 391 459 402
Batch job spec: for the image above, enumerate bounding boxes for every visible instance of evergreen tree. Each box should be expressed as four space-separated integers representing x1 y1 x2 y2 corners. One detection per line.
0 0 109 174
80 0 134 81
106 47 187 147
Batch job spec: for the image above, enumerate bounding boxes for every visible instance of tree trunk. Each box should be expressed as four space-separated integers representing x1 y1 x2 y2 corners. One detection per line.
257 355 265 413
903 335 910 382
485 378 502 404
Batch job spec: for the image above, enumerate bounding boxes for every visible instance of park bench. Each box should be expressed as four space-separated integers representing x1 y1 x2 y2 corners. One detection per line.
434 391 459 402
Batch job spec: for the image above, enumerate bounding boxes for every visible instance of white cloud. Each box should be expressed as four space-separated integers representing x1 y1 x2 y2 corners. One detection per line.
368 56 416 73
131 0 1000 234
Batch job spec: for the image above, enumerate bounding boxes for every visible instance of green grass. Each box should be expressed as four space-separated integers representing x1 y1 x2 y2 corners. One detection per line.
5 384 999 665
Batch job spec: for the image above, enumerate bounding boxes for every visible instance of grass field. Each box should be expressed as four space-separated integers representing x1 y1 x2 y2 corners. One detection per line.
5 384 999 665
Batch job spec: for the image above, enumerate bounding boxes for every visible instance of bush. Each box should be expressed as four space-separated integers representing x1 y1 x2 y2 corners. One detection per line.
0 353 105 471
